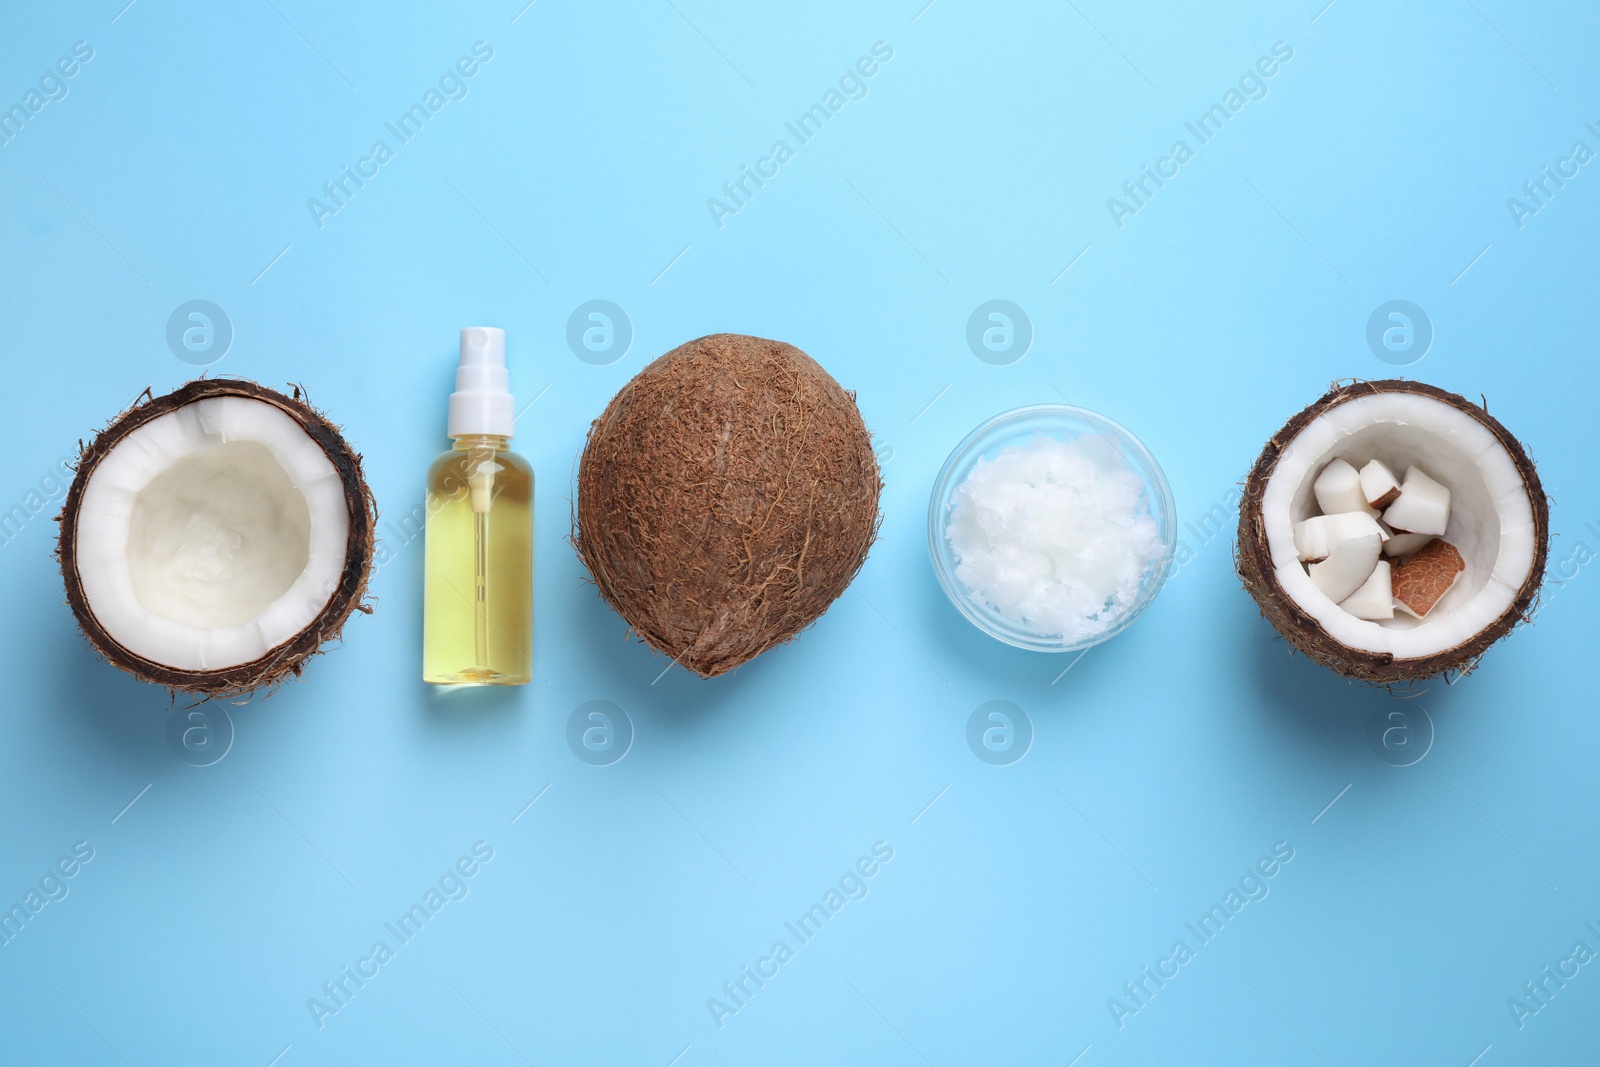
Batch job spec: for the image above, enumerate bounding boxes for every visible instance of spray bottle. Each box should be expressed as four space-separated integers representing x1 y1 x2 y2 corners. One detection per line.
423 327 533 685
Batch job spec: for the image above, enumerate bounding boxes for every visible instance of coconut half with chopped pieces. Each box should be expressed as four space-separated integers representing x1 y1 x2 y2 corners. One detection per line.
1237 380 1548 683
56 379 375 697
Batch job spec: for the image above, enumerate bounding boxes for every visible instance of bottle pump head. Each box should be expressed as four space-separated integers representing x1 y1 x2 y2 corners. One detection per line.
447 327 515 438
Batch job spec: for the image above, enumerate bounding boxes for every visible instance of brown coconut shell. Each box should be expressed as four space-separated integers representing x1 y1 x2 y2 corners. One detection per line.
574 334 882 677
56 378 376 698
1236 379 1548 683
1391 538 1466 618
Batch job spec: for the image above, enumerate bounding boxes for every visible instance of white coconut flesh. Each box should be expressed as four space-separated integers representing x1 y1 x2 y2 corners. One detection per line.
1261 391 1537 660
74 396 349 671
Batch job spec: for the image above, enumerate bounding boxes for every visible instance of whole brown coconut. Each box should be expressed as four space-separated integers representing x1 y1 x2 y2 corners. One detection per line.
1237 379 1548 683
57 379 376 698
574 334 882 677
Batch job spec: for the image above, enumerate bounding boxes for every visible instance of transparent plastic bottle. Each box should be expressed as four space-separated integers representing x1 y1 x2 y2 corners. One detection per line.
423 328 533 685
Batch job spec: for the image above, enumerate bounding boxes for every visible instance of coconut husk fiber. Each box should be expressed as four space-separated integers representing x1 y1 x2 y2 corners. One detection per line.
574 334 882 677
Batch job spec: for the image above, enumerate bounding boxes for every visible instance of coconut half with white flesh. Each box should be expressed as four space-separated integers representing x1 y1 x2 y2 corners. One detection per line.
56 379 375 697
1237 380 1548 682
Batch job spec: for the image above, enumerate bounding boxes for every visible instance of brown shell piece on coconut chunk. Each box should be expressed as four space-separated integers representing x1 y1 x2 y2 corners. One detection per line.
1236 379 1548 683
1392 538 1466 619
1360 459 1402 510
56 379 376 698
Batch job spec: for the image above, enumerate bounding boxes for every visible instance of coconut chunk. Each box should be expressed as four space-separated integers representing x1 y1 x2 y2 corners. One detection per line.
1383 466 1451 535
1392 538 1466 618
1313 458 1376 517
1294 511 1387 563
1359 459 1402 509
1382 530 1434 559
1309 532 1382 603
1340 559 1394 620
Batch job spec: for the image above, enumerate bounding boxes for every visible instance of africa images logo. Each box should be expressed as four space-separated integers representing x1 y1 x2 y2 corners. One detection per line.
305 42 495 230
705 41 894 229
1106 841 1296 1029
705 841 895 1029
305 841 494 1029
1105 41 1294 230
0 41 94 149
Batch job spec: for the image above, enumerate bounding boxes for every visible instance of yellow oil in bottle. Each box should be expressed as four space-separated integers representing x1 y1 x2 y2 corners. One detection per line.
423 434 533 685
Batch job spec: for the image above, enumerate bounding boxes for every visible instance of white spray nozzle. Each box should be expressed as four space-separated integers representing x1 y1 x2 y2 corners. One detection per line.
447 326 516 438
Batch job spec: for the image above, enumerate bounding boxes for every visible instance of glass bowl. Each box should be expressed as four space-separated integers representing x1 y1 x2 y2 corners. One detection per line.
927 404 1177 652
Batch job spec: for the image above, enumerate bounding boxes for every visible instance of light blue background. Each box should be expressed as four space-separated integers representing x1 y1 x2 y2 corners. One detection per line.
2 1 1597 1064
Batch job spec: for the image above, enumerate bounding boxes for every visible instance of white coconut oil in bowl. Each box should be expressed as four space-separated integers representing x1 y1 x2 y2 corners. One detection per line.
927 405 1176 653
